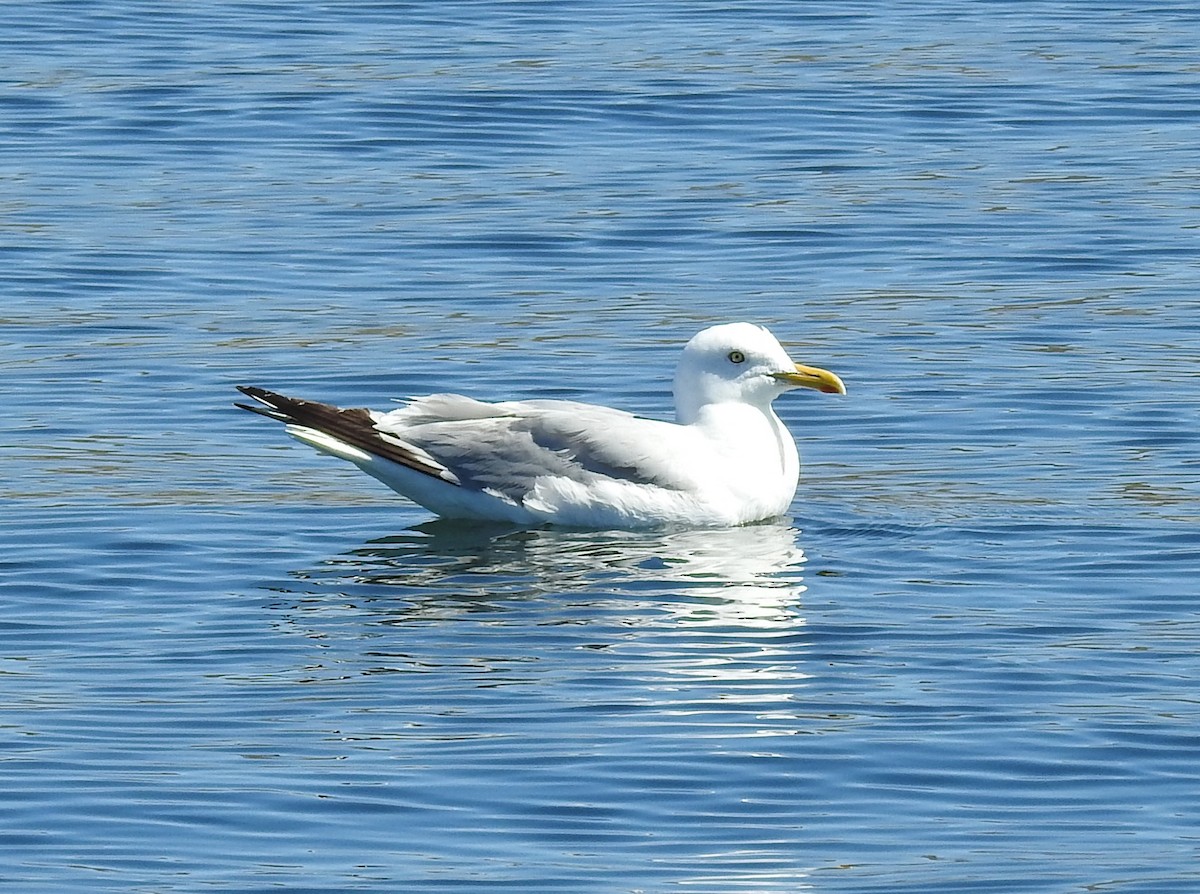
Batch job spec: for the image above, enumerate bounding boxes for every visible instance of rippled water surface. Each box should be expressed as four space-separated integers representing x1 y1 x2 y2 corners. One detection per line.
3 2 1199 892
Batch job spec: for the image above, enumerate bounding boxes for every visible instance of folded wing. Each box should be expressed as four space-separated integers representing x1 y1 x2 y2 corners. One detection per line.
236 387 700 509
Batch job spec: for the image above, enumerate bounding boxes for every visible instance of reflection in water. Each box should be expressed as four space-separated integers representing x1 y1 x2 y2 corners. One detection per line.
263 523 820 891
268 521 813 697
298 519 808 629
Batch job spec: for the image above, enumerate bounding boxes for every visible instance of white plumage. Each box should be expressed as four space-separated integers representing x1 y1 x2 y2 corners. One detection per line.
236 322 845 528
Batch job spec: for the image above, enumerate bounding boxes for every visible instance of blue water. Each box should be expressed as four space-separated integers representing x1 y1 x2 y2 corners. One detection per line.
3 2 1199 891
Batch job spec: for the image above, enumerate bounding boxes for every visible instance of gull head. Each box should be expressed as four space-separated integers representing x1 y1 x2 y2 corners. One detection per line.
673 322 845 424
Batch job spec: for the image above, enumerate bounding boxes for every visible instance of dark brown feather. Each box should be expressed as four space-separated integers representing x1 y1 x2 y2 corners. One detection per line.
235 386 456 483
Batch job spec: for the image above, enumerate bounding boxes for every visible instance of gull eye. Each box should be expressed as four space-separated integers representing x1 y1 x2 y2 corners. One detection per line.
727 350 746 364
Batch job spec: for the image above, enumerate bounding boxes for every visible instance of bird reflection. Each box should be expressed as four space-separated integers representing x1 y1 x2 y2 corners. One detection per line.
265 520 819 723
295 519 809 630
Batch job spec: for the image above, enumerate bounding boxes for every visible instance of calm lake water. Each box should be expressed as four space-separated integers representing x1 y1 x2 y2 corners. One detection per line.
3 2 1199 891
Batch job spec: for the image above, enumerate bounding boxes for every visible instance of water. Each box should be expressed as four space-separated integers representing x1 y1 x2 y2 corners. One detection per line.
3 2 1199 891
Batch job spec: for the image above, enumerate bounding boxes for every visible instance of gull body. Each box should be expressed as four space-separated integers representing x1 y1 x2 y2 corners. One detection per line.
236 322 845 529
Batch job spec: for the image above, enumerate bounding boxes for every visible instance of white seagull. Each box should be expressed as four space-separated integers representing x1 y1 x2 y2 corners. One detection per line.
235 322 845 529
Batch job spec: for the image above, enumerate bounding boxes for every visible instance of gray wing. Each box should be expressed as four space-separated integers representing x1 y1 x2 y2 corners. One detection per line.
378 395 698 499
237 388 699 502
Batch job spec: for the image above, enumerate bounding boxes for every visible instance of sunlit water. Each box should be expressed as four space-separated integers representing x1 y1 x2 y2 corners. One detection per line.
3 2 1199 892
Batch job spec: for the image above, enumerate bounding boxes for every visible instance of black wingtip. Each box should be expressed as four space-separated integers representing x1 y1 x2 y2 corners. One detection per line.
232 385 458 485
236 385 270 401
234 401 281 419
234 386 290 420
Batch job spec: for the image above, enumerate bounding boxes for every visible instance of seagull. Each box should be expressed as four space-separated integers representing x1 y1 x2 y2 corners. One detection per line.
235 322 845 529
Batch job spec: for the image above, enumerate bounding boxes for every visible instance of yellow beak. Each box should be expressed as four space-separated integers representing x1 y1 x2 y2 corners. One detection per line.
771 363 847 395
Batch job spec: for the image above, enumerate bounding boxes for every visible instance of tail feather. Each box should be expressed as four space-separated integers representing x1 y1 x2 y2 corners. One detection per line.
234 386 459 484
